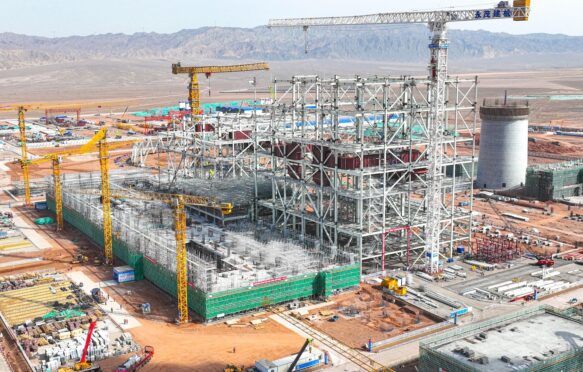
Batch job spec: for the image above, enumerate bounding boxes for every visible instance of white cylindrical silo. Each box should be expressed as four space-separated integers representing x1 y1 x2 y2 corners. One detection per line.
476 102 529 190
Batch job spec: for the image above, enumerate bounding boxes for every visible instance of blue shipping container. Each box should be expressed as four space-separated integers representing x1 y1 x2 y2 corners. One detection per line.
34 202 48 211
113 266 135 283
295 358 320 371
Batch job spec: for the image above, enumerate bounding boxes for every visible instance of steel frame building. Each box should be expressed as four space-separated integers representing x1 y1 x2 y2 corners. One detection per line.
131 111 271 181
258 74 478 273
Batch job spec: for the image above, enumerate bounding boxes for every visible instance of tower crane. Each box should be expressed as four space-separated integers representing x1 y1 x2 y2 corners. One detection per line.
23 127 138 231
268 1 531 274
0 100 138 206
72 188 233 323
171 62 270 116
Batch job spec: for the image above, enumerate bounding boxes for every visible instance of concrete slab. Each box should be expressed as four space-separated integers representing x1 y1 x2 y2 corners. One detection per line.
12 212 51 250
540 286 583 309
0 257 43 268
433 312 583 371
67 271 141 330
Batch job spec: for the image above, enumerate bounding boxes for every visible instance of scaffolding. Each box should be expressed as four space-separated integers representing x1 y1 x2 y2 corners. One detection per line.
525 159 583 201
47 172 359 320
471 236 520 263
258 75 478 273
131 109 271 181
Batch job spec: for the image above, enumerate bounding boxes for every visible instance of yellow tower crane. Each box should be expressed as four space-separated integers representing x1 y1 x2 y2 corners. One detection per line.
0 100 138 206
16 107 31 205
72 188 233 323
171 62 269 116
23 127 138 231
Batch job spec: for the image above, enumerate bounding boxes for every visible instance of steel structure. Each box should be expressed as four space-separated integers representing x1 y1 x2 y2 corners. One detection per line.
268 1 531 273
472 236 520 263
132 112 272 180
45 172 360 320
259 75 478 273
130 111 274 225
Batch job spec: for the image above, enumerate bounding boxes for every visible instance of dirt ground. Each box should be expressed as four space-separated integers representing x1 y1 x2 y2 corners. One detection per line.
4 148 134 183
304 285 436 349
76 267 305 372
0 206 91 275
456 191 583 251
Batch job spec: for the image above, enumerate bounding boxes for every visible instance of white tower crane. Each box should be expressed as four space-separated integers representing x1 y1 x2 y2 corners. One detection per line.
268 1 531 274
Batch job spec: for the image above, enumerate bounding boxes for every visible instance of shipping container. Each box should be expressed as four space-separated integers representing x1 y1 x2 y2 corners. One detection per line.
34 201 48 211
113 266 136 283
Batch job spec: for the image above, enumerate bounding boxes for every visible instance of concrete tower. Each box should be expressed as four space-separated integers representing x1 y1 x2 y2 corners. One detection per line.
477 99 529 190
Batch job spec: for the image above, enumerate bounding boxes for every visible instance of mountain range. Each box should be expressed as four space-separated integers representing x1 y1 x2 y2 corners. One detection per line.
1 26 583 70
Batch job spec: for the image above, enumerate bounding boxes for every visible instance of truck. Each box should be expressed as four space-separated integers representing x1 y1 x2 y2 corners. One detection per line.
116 346 154 372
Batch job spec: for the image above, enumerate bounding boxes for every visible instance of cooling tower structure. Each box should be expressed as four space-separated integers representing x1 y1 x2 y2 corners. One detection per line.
477 99 529 190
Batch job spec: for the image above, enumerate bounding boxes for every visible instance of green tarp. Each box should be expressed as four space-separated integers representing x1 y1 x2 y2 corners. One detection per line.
34 217 54 225
42 309 85 320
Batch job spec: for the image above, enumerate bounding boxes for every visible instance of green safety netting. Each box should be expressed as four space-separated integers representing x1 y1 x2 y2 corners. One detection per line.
132 100 254 117
34 217 54 225
42 309 85 320
49 197 361 320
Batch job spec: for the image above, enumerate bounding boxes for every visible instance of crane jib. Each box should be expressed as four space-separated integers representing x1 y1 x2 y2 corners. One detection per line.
267 6 530 27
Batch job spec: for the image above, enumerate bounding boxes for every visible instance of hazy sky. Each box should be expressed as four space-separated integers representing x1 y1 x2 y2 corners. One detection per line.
1 0 580 37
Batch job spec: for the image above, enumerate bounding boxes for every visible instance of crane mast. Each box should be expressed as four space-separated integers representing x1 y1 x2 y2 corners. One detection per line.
99 138 114 265
268 1 530 273
17 107 32 206
52 158 63 230
173 198 189 323
69 188 232 323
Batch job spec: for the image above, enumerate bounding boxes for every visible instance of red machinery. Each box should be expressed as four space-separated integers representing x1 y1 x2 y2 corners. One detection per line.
536 257 555 267
116 345 155 372
61 320 101 372
472 237 520 264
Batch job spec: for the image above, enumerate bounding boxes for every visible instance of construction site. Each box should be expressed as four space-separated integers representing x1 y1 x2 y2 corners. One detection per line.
2 1 583 371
